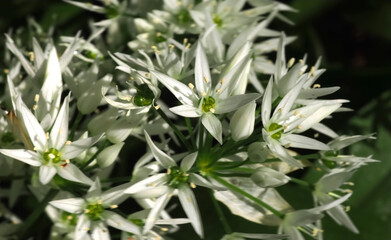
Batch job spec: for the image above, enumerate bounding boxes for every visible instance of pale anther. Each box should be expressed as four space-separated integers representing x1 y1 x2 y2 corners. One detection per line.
34 94 40 102
287 58 295 68
188 83 194 89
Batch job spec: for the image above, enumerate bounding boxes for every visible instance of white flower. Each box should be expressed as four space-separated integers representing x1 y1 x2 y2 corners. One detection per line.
261 78 344 167
0 96 99 185
50 178 139 240
124 130 209 238
151 44 260 144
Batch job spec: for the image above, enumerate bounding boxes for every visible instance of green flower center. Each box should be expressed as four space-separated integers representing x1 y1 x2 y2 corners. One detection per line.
268 123 283 140
167 166 189 188
130 218 145 227
213 15 223 28
134 84 155 107
322 150 338 168
43 148 62 164
201 96 216 113
85 202 104 221
61 212 78 226
176 9 191 25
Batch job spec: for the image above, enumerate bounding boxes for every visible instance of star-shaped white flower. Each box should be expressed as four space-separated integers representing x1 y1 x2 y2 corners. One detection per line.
0 96 99 185
50 178 139 240
151 43 260 144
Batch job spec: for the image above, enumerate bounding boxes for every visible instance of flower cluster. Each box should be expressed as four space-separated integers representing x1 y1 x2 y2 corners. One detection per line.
0 0 376 240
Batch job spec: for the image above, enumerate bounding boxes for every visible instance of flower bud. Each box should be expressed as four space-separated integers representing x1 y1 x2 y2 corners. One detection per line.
230 101 256 141
247 142 269 162
251 167 290 188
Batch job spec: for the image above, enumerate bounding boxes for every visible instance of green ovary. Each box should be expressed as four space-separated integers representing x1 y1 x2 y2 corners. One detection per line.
201 96 216 113
61 212 78 226
213 15 223 28
134 84 154 106
268 123 283 140
85 202 104 221
43 148 62 164
176 9 191 25
167 166 189 188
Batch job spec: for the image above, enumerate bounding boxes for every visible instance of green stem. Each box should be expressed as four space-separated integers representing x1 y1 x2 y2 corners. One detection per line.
198 121 204 151
209 189 232 234
155 108 192 151
210 174 285 219
17 189 59 239
80 139 111 169
69 110 83 141
185 117 196 150
289 177 313 189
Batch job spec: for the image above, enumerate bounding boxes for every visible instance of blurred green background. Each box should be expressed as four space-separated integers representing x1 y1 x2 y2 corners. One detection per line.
1 0 390 239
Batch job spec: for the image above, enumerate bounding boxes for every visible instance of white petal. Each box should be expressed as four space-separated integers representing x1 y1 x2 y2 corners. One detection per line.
312 123 338 138
144 130 176 168
215 93 261 114
62 134 102 159
96 142 124 168
262 78 273 124
91 222 110 240
143 191 173 234
178 185 203 238
0 149 41 166
201 113 223 144
17 97 46 150
150 70 195 106
103 211 140 234
195 44 212 96
296 104 341 133
5 34 34 76
169 105 202 118
50 95 70 149
50 197 84 213
101 182 133 205
56 163 93 185
39 165 57 185
281 134 330 150
230 101 256 141
272 80 305 121
124 173 168 197
312 193 352 213
75 214 91 240
180 152 198 172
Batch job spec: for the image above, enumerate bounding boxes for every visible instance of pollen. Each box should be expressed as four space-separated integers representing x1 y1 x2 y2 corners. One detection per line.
294 110 300 116
190 182 196 188
129 76 134 81
314 133 319 138
297 125 302 129
161 227 169 231
183 38 188 44
154 105 161 110
345 206 351 212
65 141 71 145
203 76 209 83
216 88 222 93
46 132 50 139
29 52 34 62
299 59 304 64
83 227 90 231
167 168 171 174
33 105 38 110
185 43 191 49
3 69 9 74
201 92 207 97
287 58 295 68
210 108 215 113
310 66 316 77
313 84 321 88
220 78 226 84
188 83 194 89
145 72 150 78
110 205 118 209
34 94 40 102
176 1 182 6
168 44 175 49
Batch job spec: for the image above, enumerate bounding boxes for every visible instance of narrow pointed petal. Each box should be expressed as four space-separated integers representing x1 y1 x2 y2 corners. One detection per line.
91 222 110 240
296 104 341 133
150 70 195 106
50 95 70 149
201 113 222 144
101 182 133 205
215 93 261 114
262 78 273 124
62 134 102 159
75 214 91 240
56 163 93 185
169 105 202 118
178 185 203 238
281 134 330 150
39 165 57 185
103 211 140 234
273 80 305 120
144 130 176 168
96 142 124 168
87 178 102 198
143 191 172 234
50 198 84 213
195 44 212 96
124 173 168 198
180 152 198 172
0 149 41 166
17 97 46 151
312 193 352 213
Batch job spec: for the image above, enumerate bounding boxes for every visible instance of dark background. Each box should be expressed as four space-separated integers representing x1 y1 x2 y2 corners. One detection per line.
1 0 390 239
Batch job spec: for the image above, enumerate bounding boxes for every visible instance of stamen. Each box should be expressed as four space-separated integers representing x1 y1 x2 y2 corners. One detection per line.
188 83 194 89
33 105 38 110
3 69 9 74
161 227 169 232
210 108 215 113
220 78 226 84
287 58 295 68
34 94 40 102
314 133 319 138
297 125 302 129
294 110 299 116
29 52 34 62
203 76 209 83
46 132 50 139
313 84 321 88
110 205 118 209
345 206 351 212
190 182 196 188
201 92 207 97
183 38 188 44
154 105 161 110
65 141 71 145
185 43 191 49
216 88 222 93
167 168 171 174
145 72 150 78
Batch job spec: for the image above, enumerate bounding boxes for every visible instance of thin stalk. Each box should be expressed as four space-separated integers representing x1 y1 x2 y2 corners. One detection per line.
155 108 192 151
210 174 285 219
80 139 111 169
185 117 196 150
198 122 204 151
289 177 313 189
209 189 232 234
69 110 83 141
16 189 59 239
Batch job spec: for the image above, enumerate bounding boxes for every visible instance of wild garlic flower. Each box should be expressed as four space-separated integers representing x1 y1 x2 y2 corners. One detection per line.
261 79 345 167
50 178 139 240
0 96 98 185
152 43 260 143
125 130 206 238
